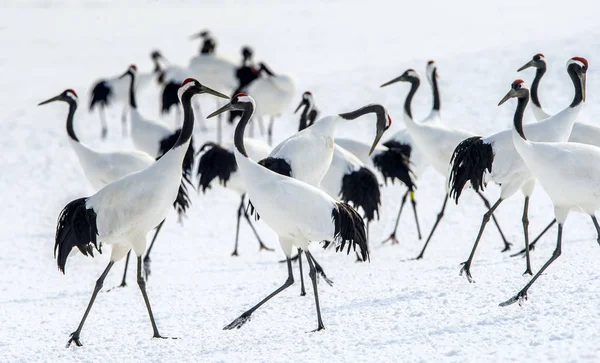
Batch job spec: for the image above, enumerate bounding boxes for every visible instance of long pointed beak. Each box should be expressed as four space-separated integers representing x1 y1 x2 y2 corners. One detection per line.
294 100 306 114
380 75 404 88
38 95 62 106
517 60 535 72
369 114 388 155
581 72 587 102
498 89 516 106
118 71 130 79
200 85 230 99
207 103 235 119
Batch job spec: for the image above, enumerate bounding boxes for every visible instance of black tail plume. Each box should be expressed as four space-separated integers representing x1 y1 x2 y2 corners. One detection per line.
89 80 112 111
161 81 180 114
54 198 100 273
158 130 195 217
324 203 369 261
196 142 237 192
449 136 494 203
373 144 415 190
340 167 381 222
258 157 292 177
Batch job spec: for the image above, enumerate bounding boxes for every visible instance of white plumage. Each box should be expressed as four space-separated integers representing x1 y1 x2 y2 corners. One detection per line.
447 57 587 281
208 94 368 332
498 75 599 307
54 79 229 347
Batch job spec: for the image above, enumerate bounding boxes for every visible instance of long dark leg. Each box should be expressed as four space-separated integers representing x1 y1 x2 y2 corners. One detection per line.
99 106 108 140
66 261 114 347
500 224 563 307
242 198 273 252
136 256 167 339
305 251 325 331
121 105 128 137
381 190 409 245
223 257 295 330
410 191 422 240
522 197 533 275
119 251 130 287
297 248 306 296
268 116 275 146
232 195 245 256
511 219 557 257
591 216 600 245
476 191 511 252
459 198 503 282
143 219 165 280
414 194 449 260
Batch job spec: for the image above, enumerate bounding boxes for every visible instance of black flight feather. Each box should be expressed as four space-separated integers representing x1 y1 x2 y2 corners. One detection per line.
89 80 112 111
54 198 100 274
372 145 415 190
161 81 180 115
196 142 237 192
448 136 494 203
339 167 381 222
323 203 369 261
157 130 195 217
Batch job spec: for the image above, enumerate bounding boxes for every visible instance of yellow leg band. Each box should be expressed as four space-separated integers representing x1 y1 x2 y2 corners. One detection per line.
409 190 415 201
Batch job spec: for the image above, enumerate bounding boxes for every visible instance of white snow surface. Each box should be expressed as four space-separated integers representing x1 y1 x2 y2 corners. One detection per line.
2 1 600 362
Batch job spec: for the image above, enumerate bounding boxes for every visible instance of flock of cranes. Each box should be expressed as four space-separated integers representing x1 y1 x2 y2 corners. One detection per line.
39 30 597 347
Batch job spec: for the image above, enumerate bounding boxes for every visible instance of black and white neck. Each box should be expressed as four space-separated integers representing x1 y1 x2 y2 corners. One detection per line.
65 95 79 142
530 63 546 109
233 96 256 157
123 65 138 109
173 81 199 150
427 61 440 112
403 72 420 120
567 57 587 108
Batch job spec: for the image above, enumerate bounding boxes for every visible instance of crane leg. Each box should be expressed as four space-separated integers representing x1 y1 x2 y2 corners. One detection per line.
591 216 600 246
297 248 306 296
511 219 557 257
459 198 503 282
500 224 563 307
381 190 409 245
410 191 422 240
476 191 512 251
521 197 533 276
143 219 165 281
413 193 449 260
267 116 275 146
67 261 114 347
305 251 325 331
121 104 128 137
242 196 273 252
118 251 131 288
136 256 169 339
99 106 108 140
223 258 295 330
232 195 245 256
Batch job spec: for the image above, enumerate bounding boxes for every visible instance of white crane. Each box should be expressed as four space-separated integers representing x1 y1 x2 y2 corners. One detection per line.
38 88 195 287
448 56 587 281
246 62 297 145
381 69 511 259
207 93 369 331
497 76 598 307
510 53 598 255
89 52 162 139
255 101 388 293
365 61 439 244
54 78 228 347
196 138 275 255
295 91 319 131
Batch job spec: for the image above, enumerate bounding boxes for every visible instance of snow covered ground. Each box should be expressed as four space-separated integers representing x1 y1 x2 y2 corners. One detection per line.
2 1 600 361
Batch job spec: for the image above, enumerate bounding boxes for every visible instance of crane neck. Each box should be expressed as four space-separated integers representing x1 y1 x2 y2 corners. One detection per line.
404 78 420 120
567 66 584 108
298 103 310 131
65 99 79 142
513 93 530 140
430 70 440 111
127 72 138 109
530 67 546 109
173 91 195 149
234 103 255 157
